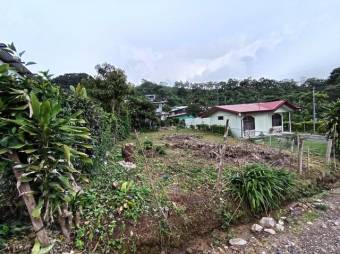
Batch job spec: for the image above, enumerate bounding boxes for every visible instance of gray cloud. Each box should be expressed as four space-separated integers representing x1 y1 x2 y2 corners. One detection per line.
1 0 340 84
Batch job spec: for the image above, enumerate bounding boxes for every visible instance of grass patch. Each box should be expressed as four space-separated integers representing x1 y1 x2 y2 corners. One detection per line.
263 136 327 156
303 210 319 222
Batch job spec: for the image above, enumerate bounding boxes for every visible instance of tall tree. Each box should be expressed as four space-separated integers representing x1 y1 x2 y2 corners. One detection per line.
86 63 131 113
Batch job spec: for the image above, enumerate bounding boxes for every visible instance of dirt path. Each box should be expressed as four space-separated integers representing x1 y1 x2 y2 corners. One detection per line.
176 187 340 254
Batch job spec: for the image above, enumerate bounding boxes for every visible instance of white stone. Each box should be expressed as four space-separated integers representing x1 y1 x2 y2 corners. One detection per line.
229 238 247 246
251 223 263 232
275 224 284 232
333 220 340 226
118 161 136 170
307 221 313 225
264 228 276 235
259 217 276 228
278 219 284 225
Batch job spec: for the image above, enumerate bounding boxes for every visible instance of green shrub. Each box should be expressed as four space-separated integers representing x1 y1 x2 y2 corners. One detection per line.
228 164 294 214
155 145 166 155
143 138 153 150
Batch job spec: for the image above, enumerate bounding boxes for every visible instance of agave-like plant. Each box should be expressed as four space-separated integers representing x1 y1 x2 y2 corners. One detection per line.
0 64 92 245
228 164 294 214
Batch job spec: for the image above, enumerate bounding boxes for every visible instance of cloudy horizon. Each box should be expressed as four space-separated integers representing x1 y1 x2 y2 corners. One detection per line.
2 0 340 84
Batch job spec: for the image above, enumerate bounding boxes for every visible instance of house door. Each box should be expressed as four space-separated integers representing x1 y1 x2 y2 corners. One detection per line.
271 113 282 133
243 116 255 137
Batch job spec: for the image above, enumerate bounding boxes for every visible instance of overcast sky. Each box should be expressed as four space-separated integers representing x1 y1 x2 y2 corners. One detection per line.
2 0 340 84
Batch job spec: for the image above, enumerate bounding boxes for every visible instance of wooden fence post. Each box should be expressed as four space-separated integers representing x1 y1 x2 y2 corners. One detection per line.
307 146 310 172
326 139 333 164
215 119 230 191
298 135 304 174
291 137 294 153
333 140 337 170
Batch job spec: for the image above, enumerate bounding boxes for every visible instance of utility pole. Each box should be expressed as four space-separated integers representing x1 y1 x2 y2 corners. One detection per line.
312 86 316 134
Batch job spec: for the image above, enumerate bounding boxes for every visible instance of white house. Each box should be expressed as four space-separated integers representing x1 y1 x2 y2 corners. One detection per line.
185 100 300 138
145 94 168 120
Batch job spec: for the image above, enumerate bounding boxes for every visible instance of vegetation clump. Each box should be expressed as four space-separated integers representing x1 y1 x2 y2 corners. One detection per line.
143 138 153 150
228 164 294 214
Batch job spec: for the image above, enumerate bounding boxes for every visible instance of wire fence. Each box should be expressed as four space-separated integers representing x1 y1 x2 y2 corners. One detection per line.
256 135 328 158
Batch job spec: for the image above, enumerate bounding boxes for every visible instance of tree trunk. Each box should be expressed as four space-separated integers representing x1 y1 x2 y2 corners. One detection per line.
9 153 50 246
58 214 71 241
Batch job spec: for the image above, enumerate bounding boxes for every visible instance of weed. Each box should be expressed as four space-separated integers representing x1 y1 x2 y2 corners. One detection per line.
314 203 328 211
303 210 319 221
74 156 151 252
155 145 166 155
143 138 153 150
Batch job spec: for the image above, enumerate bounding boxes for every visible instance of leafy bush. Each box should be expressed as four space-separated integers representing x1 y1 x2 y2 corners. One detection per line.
61 84 131 170
155 145 166 155
228 164 294 214
74 160 150 252
143 138 153 150
0 64 91 242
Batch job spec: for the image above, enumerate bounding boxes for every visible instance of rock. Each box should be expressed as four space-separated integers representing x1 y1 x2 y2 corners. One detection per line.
306 221 313 225
251 223 263 232
275 223 284 231
186 247 193 253
333 220 340 226
259 217 276 228
229 238 247 246
118 160 136 170
278 219 284 225
263 228 276 235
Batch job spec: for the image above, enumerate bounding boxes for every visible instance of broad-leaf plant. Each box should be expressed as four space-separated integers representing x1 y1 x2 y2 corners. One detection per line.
0 64 92 245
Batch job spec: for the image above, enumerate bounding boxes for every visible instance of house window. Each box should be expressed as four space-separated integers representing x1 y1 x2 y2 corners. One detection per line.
218 116 224 120
272 113 282 127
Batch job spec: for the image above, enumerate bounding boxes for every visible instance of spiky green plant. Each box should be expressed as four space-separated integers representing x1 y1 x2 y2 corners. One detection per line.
228 164 294 214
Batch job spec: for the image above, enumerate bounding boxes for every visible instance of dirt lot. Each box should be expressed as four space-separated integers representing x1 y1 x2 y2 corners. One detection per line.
129 129 339 253
179 186 340 254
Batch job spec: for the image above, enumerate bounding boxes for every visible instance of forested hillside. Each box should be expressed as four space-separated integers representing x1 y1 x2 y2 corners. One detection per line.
136 68 340 123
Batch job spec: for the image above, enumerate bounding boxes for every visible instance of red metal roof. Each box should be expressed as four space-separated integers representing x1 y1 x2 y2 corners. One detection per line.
203 100 299 117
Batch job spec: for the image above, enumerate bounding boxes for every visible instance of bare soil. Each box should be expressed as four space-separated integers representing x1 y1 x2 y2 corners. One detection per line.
173 186 340 254
165 134 300 169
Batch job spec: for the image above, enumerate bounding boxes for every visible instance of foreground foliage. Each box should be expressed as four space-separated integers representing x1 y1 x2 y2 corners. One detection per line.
228 164 294 214
0 64 91 244
74 151 150 252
